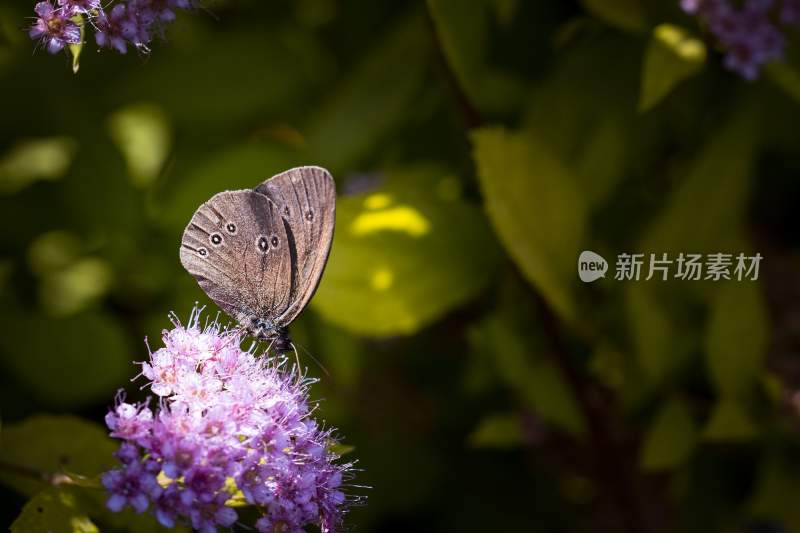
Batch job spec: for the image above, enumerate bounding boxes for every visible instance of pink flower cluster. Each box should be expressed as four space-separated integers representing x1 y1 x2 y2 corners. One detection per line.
101 308 355 533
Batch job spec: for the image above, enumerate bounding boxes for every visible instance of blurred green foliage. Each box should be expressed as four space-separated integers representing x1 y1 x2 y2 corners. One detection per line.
11 487 100 533
1 0 800 532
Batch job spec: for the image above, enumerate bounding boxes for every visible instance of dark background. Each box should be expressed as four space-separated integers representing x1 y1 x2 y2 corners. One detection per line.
2 0 800 531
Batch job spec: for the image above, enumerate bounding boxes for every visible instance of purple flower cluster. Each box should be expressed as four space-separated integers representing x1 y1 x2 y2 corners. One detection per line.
29 0 192 55
29 2 81 54
101 308 354 533
681 0 800 79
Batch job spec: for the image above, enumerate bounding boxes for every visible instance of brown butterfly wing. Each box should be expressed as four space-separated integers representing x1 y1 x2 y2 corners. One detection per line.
255 166 336 327
179 190 292 324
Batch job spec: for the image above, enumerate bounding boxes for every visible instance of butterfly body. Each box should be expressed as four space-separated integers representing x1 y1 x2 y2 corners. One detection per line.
179 166 336 353
241 313 290 351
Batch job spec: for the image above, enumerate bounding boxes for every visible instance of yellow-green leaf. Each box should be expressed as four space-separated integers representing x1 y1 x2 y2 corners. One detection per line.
305 13 428 171
639 24 706 112
312 166 500 336
524 36 638 208
703 399 758 441
580 0 647 33
426 0 523 113
0 416 117 496
115 30 321 127
27 231 83 275
6 475 182 533
0 138 77 195
642 106 757 256
11 488 98 533
469 413 524 449
471 127 586 323
469 311 585 436
108 104 172 188
156 142 301 229
640 397 697 471
625 284 691 388
705 281 768 399
328 443 355 456
38 258 113 317
765 61 800 104
748 454 800 531
490 0 518 26
0 313 131 408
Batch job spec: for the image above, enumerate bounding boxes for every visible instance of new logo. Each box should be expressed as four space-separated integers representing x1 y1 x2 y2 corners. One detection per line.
578 250 608 283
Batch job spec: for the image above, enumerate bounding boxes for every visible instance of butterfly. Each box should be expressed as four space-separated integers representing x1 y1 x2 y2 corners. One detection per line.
179 166 335 353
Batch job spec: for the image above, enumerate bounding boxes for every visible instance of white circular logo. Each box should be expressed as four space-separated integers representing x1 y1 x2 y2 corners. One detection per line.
578 251 608 283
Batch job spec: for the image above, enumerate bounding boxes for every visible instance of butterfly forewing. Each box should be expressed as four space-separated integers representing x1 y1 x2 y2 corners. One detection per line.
255 166 336 326
179 190 292 322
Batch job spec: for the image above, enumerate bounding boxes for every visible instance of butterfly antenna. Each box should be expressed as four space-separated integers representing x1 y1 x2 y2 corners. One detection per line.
265 337 278 360
294 341 331 379
290 342 305 379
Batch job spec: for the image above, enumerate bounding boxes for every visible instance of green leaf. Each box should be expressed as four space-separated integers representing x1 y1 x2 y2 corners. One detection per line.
624 108 759 400
748 454 800 531
0 415 117 496
305 13 428 171
108 104 172 188
27 231 83 275
580 0 647 33
26 231 114 316
0 137 77 195
11 487 98 533
490 0 519 26
426 0 523 113
525 35 638 208
642 107 757 255
328 443 356 456
56 135 143 233
625 284 689 388
155 142 301 229
639 25 706 112
588 344 627 391
469 413 524 449
312 165 500 336
705 282 768 399
7 476 181 533
640 397 697 471
0 5 24 46
703 399 758 441
427 0 484 80
471 127 586 323
765 61 800 104
293 0 337 28
38 258 114 317
313 320 364 388
0 258 14 293
0 313 131 408
115 29 324 127
572 114 630 206
469 311 585 436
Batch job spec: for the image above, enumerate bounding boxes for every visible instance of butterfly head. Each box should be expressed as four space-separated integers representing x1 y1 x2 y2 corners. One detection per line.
242 314 292 353
244 315 274 338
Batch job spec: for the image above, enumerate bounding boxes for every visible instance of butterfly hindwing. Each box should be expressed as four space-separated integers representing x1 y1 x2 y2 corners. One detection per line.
255 166 336 327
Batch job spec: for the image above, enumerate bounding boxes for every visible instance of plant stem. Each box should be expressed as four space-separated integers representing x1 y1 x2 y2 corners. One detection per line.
425 8 649 532
0 459 75 486
534 293 648 533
